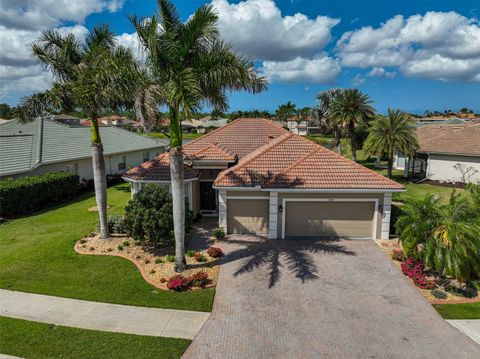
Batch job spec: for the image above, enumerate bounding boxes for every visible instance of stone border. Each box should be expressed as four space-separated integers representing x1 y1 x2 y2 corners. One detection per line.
430 297 480 305
74 241 215 291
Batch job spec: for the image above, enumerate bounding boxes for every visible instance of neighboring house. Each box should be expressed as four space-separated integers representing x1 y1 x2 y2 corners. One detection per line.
0 118 167 181
99 115 139 127
286 117 308 136
123 118 403 240
52 114 82 126
0 118 13 125
393 123 480 184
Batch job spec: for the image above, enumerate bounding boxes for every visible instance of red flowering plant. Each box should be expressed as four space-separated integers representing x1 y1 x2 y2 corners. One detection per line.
400 258 437 290
189 271 211 287
207 246 224 258
167 274 191 291
194 252 207 262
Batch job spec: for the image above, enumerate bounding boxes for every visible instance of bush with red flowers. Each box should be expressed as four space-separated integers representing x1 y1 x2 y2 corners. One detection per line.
390 248 405 262
207 246 224 258
400 258 437 289
194 252 207 262
189 271 211 287
167 274 191 291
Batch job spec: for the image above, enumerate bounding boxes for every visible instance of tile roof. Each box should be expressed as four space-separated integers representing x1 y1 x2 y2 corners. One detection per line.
187 143 236 161
122 152 198 182
214 132 404 190
415 123 480 156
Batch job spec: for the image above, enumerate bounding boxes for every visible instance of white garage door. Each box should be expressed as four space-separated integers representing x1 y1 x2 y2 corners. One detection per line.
284 201 375 239
227 199 269 235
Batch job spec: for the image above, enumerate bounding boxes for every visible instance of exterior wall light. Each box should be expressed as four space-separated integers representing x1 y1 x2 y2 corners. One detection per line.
278 204 283 213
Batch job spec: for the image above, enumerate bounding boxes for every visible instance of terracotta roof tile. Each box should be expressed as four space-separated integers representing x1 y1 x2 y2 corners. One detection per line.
122 152 198 181
187 143 236 161
416 123 480 156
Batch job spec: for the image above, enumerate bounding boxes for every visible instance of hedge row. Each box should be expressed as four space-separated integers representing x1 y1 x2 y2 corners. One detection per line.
0 172 79 217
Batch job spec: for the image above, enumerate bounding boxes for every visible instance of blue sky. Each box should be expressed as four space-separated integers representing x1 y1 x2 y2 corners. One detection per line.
1 0 479 114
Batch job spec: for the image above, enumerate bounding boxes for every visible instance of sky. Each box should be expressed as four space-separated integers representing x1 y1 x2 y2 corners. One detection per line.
0 0 479 114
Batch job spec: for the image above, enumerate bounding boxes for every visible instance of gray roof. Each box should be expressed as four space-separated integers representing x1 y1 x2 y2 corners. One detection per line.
0 118 168 176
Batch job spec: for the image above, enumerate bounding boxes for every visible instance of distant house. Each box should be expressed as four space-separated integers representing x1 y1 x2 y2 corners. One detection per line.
98 115 138 127
394 123 480 184
52 114 82 126
0 118 167 181
286 117 308 136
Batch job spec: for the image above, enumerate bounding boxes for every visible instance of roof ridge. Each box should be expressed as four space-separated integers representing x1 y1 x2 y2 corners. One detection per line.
214 132 293 184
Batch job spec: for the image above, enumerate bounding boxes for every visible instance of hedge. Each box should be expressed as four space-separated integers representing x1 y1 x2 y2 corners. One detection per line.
0 172 79 217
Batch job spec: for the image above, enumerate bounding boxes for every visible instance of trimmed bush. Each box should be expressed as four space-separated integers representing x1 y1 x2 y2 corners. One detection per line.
96 215 125 234
0 172 79 217
186 249 197 257
123 184 193 247
167 275 190 291
194 252 207 262
207 246 224 258
212 227 225 240
189 271 210 287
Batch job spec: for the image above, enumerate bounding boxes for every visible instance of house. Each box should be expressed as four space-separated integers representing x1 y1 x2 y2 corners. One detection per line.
123 118 403 240
393 123 480 184
98 115 138 127
52 114 82 126
0 117 167 181
286 117 308 136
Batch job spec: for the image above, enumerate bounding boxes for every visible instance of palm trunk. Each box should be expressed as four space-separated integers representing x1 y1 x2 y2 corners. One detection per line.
91 116 108 239
349 121 356 162
387 158 393 178
169 108 186 272
334 128 342 155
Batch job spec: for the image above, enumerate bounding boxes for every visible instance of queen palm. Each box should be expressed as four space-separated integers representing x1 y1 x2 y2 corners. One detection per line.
131 0 266 271
316 89 344 155
329 89 374 161
17 25 144 239
363 109 418 178
275 101 296 125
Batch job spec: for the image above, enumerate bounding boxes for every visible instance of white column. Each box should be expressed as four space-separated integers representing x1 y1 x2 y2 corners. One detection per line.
380 193 392 240
269 192 278 239
218 189 227 231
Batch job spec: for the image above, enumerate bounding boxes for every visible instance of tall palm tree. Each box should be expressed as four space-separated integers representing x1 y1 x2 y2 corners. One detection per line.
275 101 296 125
131 0 266 272
316 89 344 155
16 25 143 239
329 89 374 161
363 109 418 178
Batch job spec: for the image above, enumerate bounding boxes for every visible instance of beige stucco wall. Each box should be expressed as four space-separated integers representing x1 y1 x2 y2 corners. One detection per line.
427 154 480 184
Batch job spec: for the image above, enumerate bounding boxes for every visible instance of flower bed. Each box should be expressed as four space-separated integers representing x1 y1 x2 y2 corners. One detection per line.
75 235 220 291
377 239 480 303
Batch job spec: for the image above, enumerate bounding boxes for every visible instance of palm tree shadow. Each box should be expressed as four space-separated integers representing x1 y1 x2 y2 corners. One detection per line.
222 237 356 288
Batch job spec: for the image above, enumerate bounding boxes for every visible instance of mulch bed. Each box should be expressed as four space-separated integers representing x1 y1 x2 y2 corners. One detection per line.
75 235 219 291
376 239 480 304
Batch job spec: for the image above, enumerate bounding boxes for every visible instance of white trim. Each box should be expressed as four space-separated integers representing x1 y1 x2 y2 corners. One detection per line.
281 198 379 240
212 186 260 191
199 179 216 182
227 196 269 200
269 192 278 239
212 186 404 193
122 177 198 183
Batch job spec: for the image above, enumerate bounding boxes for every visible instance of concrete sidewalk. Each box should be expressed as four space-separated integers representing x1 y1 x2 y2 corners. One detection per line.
447 320 480 344
0 289 209 339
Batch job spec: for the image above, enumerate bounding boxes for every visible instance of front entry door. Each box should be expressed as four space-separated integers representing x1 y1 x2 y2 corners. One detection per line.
200 182 217 211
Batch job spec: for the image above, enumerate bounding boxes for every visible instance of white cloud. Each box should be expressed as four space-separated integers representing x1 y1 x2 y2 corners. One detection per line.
0 0 124 30
212 0 340 61
351 74 365 86
367 67 396 78
337 11 480 82
261 55 340 84
115 32 146 62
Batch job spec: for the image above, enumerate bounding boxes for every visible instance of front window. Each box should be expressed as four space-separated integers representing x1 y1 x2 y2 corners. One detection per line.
143 151 150 162
118 156 126 171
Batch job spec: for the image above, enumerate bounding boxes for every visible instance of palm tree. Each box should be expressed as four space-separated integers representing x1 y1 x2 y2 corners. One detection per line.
16 25 143 239
363 109 418 178
316 89 344 155
131 0 266 271
329 89 374 161
275 101 296 125
396 191 480 282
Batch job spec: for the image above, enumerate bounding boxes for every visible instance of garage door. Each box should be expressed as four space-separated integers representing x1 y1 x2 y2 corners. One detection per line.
285 201 375 239
227 199 269 235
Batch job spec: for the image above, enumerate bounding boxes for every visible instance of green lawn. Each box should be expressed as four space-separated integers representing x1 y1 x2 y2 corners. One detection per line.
0 183 215 312
434 303 480 319
144 132 202 139
0 316 190 359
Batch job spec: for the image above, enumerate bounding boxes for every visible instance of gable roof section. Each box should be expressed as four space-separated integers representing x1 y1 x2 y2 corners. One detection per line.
122 152 198 182
0 118 167 176
187 143 237 161
214 133 404 190
415 123 480 156
183 118 287 160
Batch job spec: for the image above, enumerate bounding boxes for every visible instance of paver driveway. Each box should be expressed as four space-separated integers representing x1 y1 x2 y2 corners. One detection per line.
184 232 479 359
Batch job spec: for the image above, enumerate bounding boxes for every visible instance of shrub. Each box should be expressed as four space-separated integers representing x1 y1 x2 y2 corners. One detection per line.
212 227 225 240
117 245 124 251
144 259 150 264
390 248 405 262
207 246 224 258
89 246 95 251
160 277 166 283
150 269 156 274
186 249 197 257
107 248 113 252
79 239 87 244
431 289 448 300
189 271 210 287
155 258 164 264
167 275 191 291
123 184 193 247
0 172 79 217
401 258 437 290
166 255 175 263
194 252 207 262
122 240 130 247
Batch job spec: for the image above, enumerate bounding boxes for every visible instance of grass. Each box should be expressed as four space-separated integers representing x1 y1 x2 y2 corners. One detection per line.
434 303 480 319
143 132 202 139
0 182 215 312
0 316 190 359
